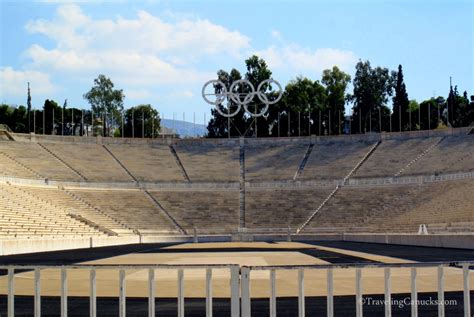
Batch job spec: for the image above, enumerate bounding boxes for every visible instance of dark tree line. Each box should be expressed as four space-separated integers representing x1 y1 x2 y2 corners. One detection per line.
207 55 352 137
206 56 473 137
1 75 161 137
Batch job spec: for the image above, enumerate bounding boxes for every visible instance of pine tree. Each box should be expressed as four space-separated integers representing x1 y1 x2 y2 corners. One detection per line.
27 82 32 132
392 65 409 131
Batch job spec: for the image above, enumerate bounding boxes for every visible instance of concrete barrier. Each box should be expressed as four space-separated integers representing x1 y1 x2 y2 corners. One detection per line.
342 233 474 250
1 233 473 256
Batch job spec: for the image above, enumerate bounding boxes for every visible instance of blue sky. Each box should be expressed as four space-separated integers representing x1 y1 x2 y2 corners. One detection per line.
1 0 472 123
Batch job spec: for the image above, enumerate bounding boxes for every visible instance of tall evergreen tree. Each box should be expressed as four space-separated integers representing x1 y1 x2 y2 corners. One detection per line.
348 60 394 133
392 65 410 131
27 82 32 132
322 66 351 135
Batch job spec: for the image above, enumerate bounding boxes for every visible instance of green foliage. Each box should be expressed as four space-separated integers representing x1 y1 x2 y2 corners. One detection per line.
0 104 28 133
447 86 471 127
392 65 410 132
322 66 351 134
83 74 125 136
207 56 352 137
207 69 245 138
122 104 161 138
348 60 394 133
207 55 275 137
275 77 327 136
418 98 440 130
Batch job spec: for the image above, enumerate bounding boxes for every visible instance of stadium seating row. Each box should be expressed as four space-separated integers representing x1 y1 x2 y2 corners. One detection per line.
1 135 473 182
0 178 473 237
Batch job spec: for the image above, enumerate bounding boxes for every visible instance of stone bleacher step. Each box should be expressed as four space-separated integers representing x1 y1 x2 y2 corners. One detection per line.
37 142 88 180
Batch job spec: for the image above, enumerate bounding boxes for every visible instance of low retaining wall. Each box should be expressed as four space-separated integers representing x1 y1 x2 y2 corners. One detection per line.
1 233 473 256
11 126 470 145
342 234 474 250
0 236 142 256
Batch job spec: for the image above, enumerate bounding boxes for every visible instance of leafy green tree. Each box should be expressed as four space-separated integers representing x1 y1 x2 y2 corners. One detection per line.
419 98 439 130
206 55 275 137
469 94 474 124
408 99 420 130
392 65 410 132
274 77 327 136
322 66 351 134
83 75 125 136
348 60 394 133
243 55 274 137
43 99 60 134
207 69 246 138
122 104 160 138
447 86 471 127
0 104 28 133
27 82 32 132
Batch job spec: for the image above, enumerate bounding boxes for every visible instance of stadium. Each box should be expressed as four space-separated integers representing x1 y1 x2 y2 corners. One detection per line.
0 125 473 316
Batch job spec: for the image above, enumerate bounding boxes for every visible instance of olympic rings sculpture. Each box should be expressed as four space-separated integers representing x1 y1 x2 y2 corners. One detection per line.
202 79 283 118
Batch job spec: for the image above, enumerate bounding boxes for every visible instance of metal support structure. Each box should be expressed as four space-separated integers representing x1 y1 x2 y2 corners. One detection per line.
35 268 41 317
206 268 213 317
288 112 291 137
119 269 126 317
241 267 251 317
328 111 331 135
277 112 280 137
308 111 311 136
319 110 321 136
409 110 412 131
399 105 402 132
61 107 64 135
411 267 417 317
132 110 135 138
339 110 341 135
298 111 301 136
230 266 240 317
91 109 94 136
61 268 67 317
327 268 334 317
379 107 382 132
463 264 471 317
428 103 431 131
438 266 444 317
122 112 124 138
142 111 145 138
8 267 14 317
384 268 391 317
298 269 305 317
178 269 184 317
90 269 96 317
148 269 155 317
355 268 363 317
369 110 372 132
270 269 276 317
1 262 473 317
52 108 55 135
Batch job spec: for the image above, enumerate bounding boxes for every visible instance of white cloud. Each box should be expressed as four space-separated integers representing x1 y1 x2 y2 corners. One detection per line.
21 4 249 99
271 30 282 41
25 5 250 58
0 67 55 98
256 45 358 75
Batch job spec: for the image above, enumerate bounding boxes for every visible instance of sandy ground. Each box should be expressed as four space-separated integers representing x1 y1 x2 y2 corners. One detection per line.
0 242 471 298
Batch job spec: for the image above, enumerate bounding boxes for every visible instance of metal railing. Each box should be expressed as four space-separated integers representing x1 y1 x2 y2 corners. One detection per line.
1 261 471 317
1 264 240 317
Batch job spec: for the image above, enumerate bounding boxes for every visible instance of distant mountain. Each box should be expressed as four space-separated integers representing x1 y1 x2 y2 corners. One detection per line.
161 119 207 137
